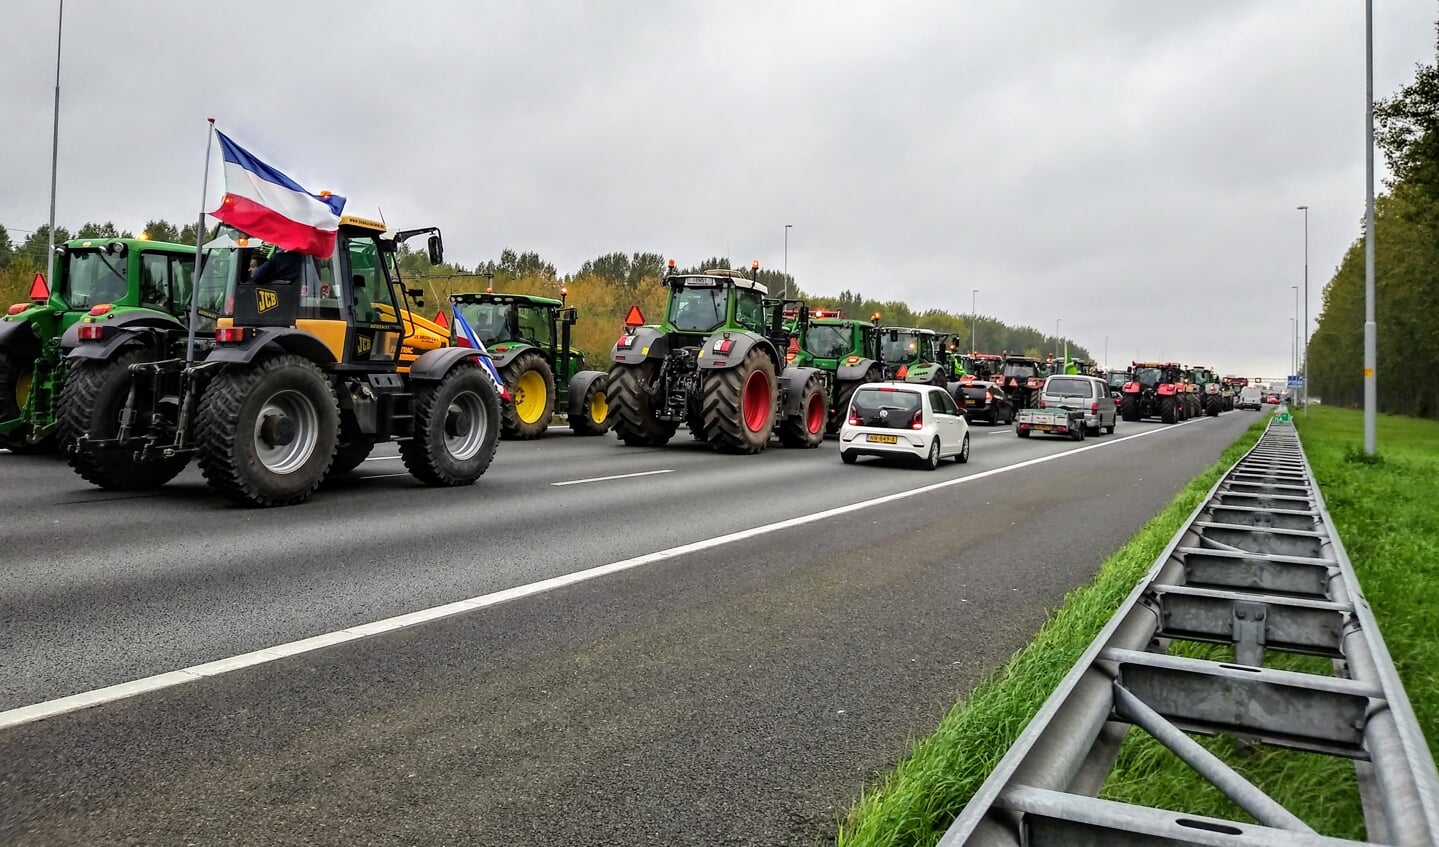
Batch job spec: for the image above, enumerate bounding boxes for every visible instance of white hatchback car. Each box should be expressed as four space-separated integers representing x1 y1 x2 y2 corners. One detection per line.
839 382 970 469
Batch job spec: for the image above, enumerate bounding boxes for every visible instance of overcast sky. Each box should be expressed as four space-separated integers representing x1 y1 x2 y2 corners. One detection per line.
2 1 1433 380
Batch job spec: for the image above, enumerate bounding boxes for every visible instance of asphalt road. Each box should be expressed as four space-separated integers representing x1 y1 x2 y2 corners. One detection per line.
0 409 1260 846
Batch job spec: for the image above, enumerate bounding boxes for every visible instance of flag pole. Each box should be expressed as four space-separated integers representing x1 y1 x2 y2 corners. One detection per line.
186 118 217 365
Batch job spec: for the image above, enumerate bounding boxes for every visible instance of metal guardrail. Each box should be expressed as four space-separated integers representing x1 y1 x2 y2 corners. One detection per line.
939 415 1439 846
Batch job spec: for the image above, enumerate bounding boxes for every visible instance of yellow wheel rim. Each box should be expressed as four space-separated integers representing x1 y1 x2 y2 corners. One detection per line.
589 390 608 424
514 369 548 424
15 370 32 409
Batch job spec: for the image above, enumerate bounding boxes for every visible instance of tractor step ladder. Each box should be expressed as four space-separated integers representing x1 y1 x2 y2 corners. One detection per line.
939 417 1439 846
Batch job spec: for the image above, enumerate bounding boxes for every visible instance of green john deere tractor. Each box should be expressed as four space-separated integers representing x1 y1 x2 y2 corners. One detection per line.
783 307 884 434
449 290 611 438
0 237 196 453
607 260 827 453
877 326 950 386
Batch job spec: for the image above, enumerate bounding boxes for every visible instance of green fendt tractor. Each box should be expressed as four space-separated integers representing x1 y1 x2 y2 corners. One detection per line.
449 290 611 438
877 326 949 386
0 237 195 453
607 260 827 453
783 307 884 434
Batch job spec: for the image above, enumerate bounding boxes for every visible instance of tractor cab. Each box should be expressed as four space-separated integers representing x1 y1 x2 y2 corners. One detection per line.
451 292 568 352
878 327 947 384
657 261 768 342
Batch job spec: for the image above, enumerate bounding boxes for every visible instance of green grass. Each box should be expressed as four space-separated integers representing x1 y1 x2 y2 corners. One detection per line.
836 407 1439 845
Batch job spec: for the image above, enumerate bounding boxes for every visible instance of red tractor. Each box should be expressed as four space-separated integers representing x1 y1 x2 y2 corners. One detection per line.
1120 361 1188 424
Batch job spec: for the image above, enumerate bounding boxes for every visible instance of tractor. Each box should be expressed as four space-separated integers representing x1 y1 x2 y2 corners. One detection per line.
1120 361 1187 424
449 290 611 438
60 216 501 507
0 236 195 453
877 326 950 386
607 259 827 453
783 307 884 434
1189 365 1226 417
1222 375 1249 411
994 354 1047 410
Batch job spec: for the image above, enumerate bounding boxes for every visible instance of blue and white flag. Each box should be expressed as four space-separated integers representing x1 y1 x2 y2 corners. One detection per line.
452 308 509 399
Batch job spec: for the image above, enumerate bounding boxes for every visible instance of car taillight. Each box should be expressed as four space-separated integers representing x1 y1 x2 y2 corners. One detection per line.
1091 401 1099 414
215 326 250 343
77 323 104 341
984 390 993 401
1039 398 1046 408
910 409 924 430
849 414 861 426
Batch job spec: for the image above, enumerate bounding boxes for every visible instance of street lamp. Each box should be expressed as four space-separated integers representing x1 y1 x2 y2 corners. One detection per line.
1297 205 1310 413
1289 317 1296 393
43 0 65 287
1291 285 1299 381
970 288 978 353
1055 318 1061 361
1104 335 1109 370
783 224 793 300
1363 0 1377 453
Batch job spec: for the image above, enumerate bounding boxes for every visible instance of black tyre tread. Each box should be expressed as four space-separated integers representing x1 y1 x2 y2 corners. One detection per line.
829 366 881 434
956 433 970 463
0 349 37 452
777 373 826 449
568 373 611 436
499 350 555 439
1121 396 1140 422
1160 397 1177 424
608 362 675 447
1205 396 1222 417
60 348 189 489
702 348 775 454
195 355 339 507
399 363 501 486
330 439 374 475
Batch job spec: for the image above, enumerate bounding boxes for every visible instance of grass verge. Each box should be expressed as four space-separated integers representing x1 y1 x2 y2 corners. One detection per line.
836 407 1439 845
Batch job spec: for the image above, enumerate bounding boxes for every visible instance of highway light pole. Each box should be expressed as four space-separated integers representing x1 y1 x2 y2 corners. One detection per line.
971 288 978 353
1363 0 1377 453
1055 318 1061 360
1291 285 1299 386
1290 318 1297 384
44 0 64 284
1104 336 1109 370
1298 205 1310 413
783 224 793 300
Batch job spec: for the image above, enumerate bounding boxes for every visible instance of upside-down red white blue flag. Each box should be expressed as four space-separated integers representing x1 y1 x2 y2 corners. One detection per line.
204 129 346 258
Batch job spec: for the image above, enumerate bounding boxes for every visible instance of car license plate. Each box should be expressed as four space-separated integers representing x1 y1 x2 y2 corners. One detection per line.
868 434 898 444
1035 425 1054 432
965 398 978 405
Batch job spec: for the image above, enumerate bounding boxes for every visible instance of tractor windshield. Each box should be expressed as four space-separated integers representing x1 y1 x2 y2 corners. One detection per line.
803 325 851 359
63 250 130 308
455 302 515 345
1134 367 1163 387
1001 362 1039 379
668 285 727 333
881 332 921 363
1107 372 1128 390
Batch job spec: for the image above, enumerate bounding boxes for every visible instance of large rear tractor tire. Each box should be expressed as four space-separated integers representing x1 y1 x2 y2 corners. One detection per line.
196 354 339 507
0 349 39 454
829 365 882 434
568 374 612 437
400 363 501 487
608 361 677 447
1205 396 1222 417
778 373 826 449
1121 396 1140 422
500 351 555 439
60 348 189 489
702 348 777 454
1160 396 1177 424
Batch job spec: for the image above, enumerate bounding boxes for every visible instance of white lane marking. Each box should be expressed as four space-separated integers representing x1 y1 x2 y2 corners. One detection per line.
550 469 675 487
362 472 411 480
0 417 1207 731
362 455 402 462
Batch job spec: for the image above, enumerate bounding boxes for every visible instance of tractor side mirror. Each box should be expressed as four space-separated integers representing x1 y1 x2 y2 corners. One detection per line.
408 288 425 308
426 235 443 266
561 307 578 325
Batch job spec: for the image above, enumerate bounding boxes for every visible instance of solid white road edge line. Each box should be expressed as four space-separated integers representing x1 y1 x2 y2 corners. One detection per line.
550 469 675 487
0 418 1206 731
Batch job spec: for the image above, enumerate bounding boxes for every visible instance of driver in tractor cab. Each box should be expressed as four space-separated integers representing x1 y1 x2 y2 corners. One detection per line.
736 295 764 332
249 248 307 285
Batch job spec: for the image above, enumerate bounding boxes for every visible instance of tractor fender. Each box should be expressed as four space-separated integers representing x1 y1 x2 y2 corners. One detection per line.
63 313 186 360
836 357 880 382
695 332 775 371
206 327 339 367
487 342 538 370
0 316 42 358
408 345 485 381
609 326 669 365
566 370 607 418
1156 383 1178 397
777 366 824 416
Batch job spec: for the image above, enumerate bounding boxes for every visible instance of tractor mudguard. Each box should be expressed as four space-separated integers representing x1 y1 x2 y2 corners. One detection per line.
836 358 879 382
487 342 535 370
567 370 606 418
695 332 772 371
0 317 42 358
610 326 669 365
206 327 338 367
777 366 824 416
1156 383 1178 396
409 346 484 381
64 313 185 360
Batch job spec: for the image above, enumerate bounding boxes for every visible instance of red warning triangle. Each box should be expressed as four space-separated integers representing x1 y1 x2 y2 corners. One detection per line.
433 309 449 329
624 305 645 327
29 272 49 301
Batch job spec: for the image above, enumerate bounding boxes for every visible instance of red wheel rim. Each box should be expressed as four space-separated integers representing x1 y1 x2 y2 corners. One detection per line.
805 391 825 434
742 369 770 432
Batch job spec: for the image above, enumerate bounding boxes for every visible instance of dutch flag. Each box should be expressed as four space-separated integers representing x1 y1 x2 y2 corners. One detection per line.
452 308 510 400
204 129 346 258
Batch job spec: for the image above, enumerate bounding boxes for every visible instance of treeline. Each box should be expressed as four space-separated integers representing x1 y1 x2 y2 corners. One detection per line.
1308 23 1439 419
1 222 1090 368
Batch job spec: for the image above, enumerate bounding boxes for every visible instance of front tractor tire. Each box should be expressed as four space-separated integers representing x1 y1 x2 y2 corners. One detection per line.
569 374 612 437
608 361 677 447
702 347 777 454
196 354 340 507
60 348 190 489
778 373 826 449
400 363 501 487
501 351 556 439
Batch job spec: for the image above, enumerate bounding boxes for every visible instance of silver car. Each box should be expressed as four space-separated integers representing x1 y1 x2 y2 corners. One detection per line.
1039 374 1117 436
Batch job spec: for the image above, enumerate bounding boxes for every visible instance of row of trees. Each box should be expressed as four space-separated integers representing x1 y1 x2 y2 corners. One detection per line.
0 219 1092 368
1307 24 1439 419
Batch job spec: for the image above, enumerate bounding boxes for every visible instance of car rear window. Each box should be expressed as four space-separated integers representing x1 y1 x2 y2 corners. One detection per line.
1045 377 1095 398
851 387 922 429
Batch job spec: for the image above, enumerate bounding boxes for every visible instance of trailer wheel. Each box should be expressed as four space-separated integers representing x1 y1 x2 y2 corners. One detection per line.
703 347 776 454
196 354 339 507
609 360 677 447
401 362 500 486
569 373 612 437
60 347 190 489
777 373 825 449
500 351 555 439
